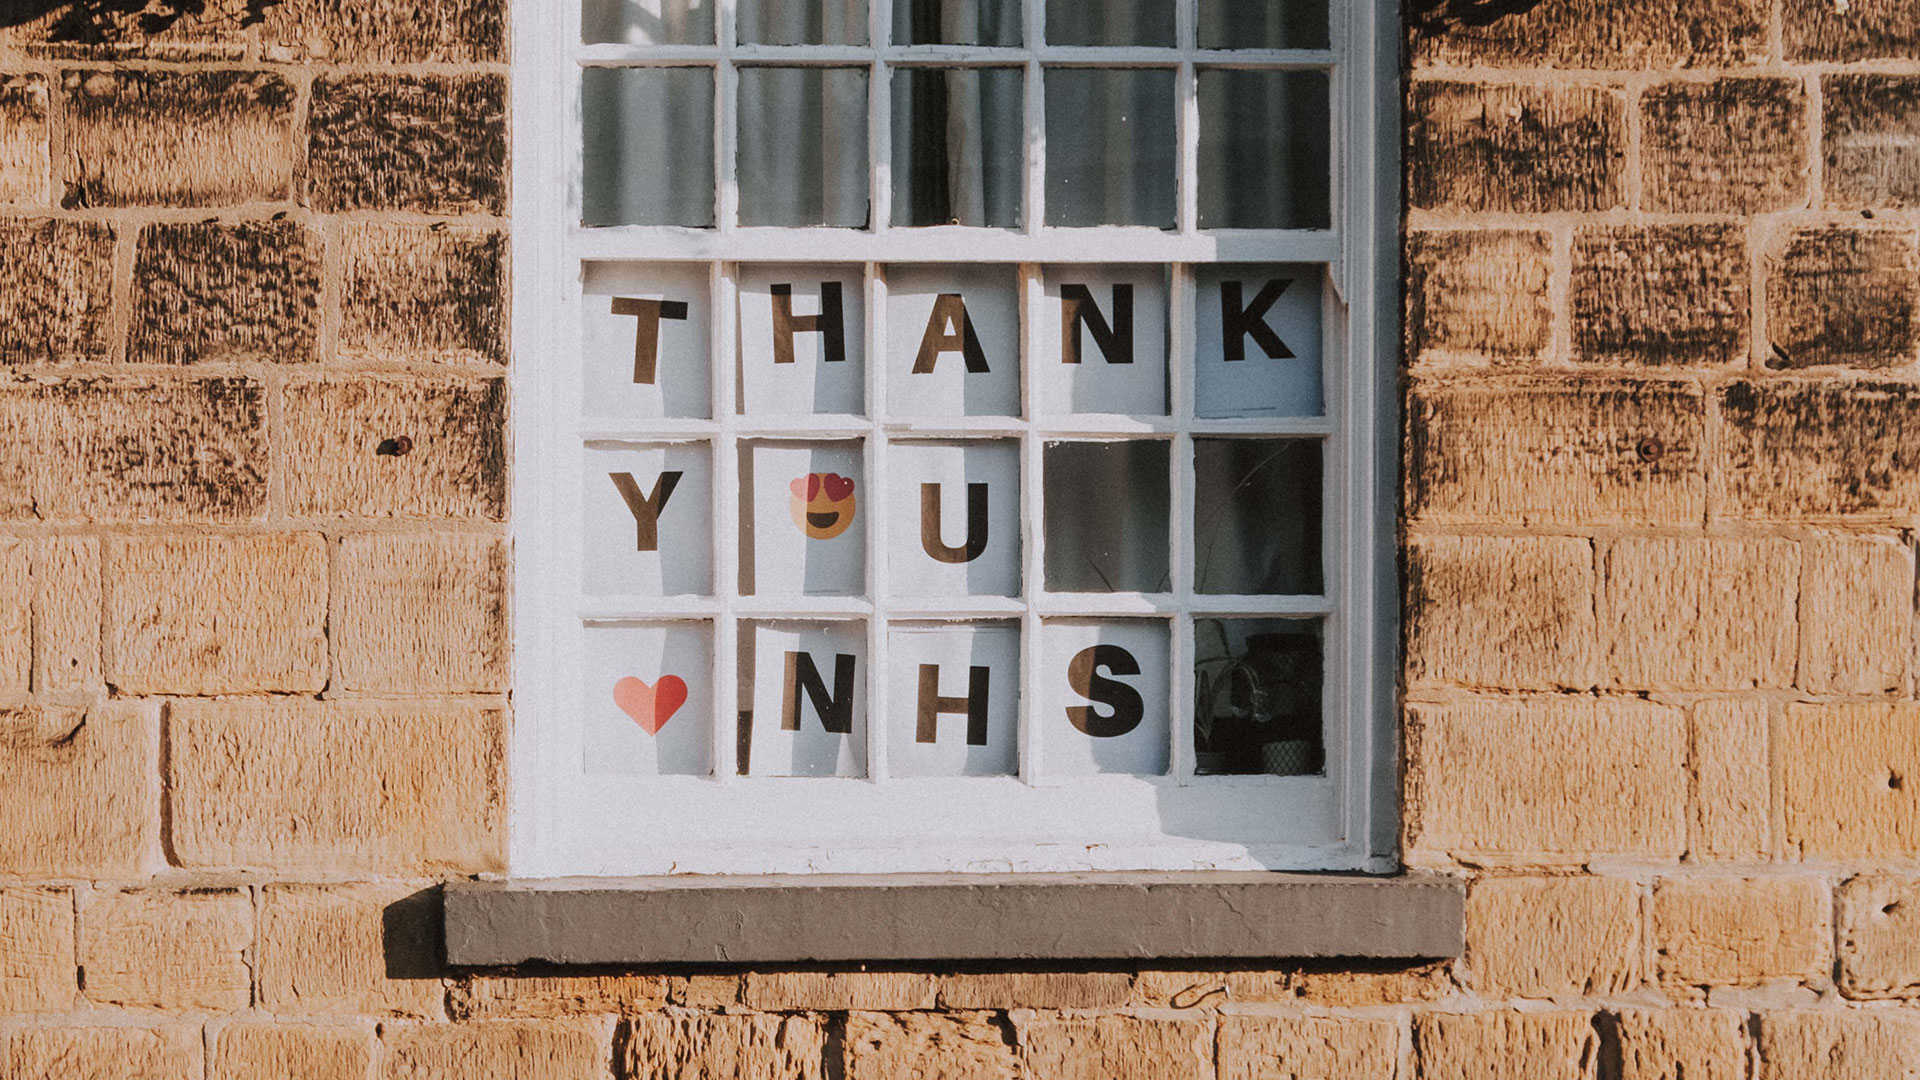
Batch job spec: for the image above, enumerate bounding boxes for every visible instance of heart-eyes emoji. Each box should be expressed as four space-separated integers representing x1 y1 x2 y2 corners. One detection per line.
789 472 857 539
613 675 688 735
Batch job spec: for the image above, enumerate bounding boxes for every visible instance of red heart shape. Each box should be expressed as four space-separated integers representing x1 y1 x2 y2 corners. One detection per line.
613 675 688 736
822 473 854 500
790 476 813 500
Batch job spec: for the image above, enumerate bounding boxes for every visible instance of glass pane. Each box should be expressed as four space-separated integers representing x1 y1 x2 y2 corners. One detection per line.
739 620 868 777
1043 440 1170 593
1044 68 1176 228
583 262 712 419
738 68 870 227
736 264 867 416
583 0 714 44
1193 618 1322 776
1199 0 1327 49
885 265 1021 417
740 440 866 597
891 68 1023 228
1198 69 1330 229
583 441 713 596
892 0 1022 45
1046 0 1174 46
1193 263 1323 419
585 621 714 776
583 67 715 226
1194 438 1322 595
887 623 1021 777
738 0 866 43
1042 619 1171 776
888 440 1022 597
1037 264 1170 416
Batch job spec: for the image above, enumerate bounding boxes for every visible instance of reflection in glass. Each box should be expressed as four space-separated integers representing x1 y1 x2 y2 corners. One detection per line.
583 0 713 44
892 69 1024 228
1046 0 1173 45
1045 68 1176 228
738 0 865 43
1194 439 1322 595
738 68 870 227
893 0 1022 45
1043 440 1170 593
1199 0 1327 49
583 68 715 226
1194 619 1322 776
1198 69 1331 229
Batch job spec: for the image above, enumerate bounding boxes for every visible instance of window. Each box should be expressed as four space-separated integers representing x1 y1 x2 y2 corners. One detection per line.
512 0 1396 877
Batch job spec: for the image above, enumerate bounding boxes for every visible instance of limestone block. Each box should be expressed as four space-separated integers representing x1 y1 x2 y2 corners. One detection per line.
1414 1012 1596 1080
1245 964 1453 1007
307 75 506 214
1766 227 1919 370
1802 536 1912 695
1824 75 1920 210
0 1 248 59
1572 225 1750 366
79 888 252 1012
1607 1009 1747 1080
260 0 506 62
1021 1016 1210 1080
0 1026 199 1080
1407 379 1706 527
1601 537 1799 691
1406 229 1553 366
668 975 740 1008
33 536 102 693
1409 82 1627 213
0 75 49 206
259 883 443 1018
1838 875 1920 999
937 972 1132 1010
620 1014 827 1080
1217 1015 1399 1080
168 699 506 874
1641 78 1808 214
0 219 114 363
449 974 668 1020
337 532 508 694
380 1021 608 1080
1784 0 1920 60
0 541 25 693
1410 0 1768 69
1717 379 1920 519
1689 699 1771 861
0 702 153 878
0 888 74 1013
1406 534 1597 691
1780 703 1920 858
213 1023 373 1080
282 374 506 520
1651 877 1830 989
1466 876 1640 999
843 1012 1017 1080
106 533 328 695
1756 1010 1920 1078
62 70 295 207
741 971 936 1011
130 220 321 365
339 223 507 365
1405 698 1687 860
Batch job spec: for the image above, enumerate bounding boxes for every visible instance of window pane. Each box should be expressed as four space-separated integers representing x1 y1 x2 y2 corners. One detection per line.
1194 438 1322 596
891 68 1023 228
583 67 715 226
1194 618 1322 776
1194 263 1323 419
738 68 870 227
585 622 714 776
1046 0 1173 46
583 0 714 44
737 0 866 43
1198 69 1330 229
1041 619 1170 776
1198 0 1327 50
1043 440 1170 593
892 0 1021 45
1044 68 1176 228
740 440 866 597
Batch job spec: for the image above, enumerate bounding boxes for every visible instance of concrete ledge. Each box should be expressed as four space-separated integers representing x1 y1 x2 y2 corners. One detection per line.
443 872 1464 966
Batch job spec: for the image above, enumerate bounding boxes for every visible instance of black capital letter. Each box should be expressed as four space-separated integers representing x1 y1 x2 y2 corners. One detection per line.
912 294 990 373
610 297 689 384
771 282 847 365
1060 283 1134 365
916 664 991 745
608 471 682 551
1064 644 1144 738
1220 279 1294 362
920 482 989 564
782 651 857 733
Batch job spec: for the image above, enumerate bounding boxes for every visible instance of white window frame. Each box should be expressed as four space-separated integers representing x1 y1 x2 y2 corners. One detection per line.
511 0 1398 878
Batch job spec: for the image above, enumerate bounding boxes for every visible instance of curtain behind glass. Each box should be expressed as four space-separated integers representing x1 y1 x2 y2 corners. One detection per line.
738 68 870 226
893 0 1022 45
892 68 1023 227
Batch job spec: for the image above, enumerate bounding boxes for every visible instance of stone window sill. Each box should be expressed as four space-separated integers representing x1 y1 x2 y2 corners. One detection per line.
443 872 1463 966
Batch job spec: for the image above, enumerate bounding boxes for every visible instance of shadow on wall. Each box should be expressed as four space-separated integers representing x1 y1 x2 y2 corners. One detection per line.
384 886 447 983
1406 0 1546 36
0 0 281 43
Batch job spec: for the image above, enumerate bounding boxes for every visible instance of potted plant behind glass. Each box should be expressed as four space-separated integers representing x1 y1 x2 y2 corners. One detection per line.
1242 630 1321 775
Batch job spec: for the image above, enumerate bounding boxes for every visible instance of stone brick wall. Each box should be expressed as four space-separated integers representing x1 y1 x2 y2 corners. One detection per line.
1 0 1916 1076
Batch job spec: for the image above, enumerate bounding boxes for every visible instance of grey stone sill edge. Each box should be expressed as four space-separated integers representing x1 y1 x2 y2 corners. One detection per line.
443 871 1464 967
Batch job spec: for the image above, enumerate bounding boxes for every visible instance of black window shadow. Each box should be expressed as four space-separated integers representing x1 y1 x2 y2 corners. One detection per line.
383 885 447 983
2 0 281 44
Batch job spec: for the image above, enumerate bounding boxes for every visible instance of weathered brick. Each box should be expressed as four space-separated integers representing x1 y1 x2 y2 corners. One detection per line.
844 1012 1017 1080
1409 82 1627 213
1602 537 1799 691
1410 0 1768 69
1824 75 1920 210
0 541 25 693
620 1014 827 1080
337 532 507 694
1406 229 1554 366
1217 1016 1398 1080
0 76 50 206
1642 78 1808 214
1607 1009 1747 1080
1414 1012 1596 1080
668 974 740 1009
1651 877 1829 989
1466 876 1640 999
282 374 506 520
1784 0 1920 61
1780 703 1920 859
1756 1010 1920 1078
1408 379 1705 527
340 223 507 365
0 702 153 878
449 974 668 1020
0 219 114 363
938 972 1132 1010
1406 698 1687 861
1406 534 1597 691
0 2 250 59
1718 379 1920 519
380 1021 608 1080
1837 874 1920 999
1803 536 1912 695
1251 963 1453 1007
1690 699 1771 861
130 220 321 365
1021 1016 1210 1080
63 70 296 208
1766 227 1920 370
741 971 935 1012
260 0 506 62
79 888 251 1012
259 883 442 1019
1572 225 1749 367
1 1026 199 1080
106 533 328 695
168 699 505 874
213 1023 373 1080
307 75 505 214
0 888 74 1013
33 536 102 693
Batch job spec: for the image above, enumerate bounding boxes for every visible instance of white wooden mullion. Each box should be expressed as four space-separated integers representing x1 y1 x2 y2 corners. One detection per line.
717 0 739 232
579 43 1337 67
569 226 1344 264
1018 262 1044 784
865 261 890 783
1169 261 1196 783
1021 0 1045 234
712 261 741 781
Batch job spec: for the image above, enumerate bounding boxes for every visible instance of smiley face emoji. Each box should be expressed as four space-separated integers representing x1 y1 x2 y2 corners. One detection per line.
790 472 857 539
